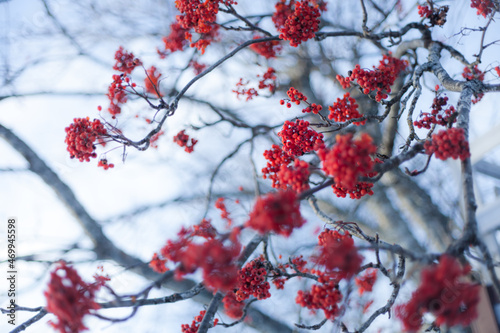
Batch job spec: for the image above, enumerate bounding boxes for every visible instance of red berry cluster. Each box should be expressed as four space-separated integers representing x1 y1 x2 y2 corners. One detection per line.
175 0 221 34
189 60 207 75
44 262 102 333
328 92 366 125
113 46 142 74
233 68 277 101
187 25 220 54
233 78 258 101
246 190 305 237
65 117 108 162
313 229 363 280
150 130 165 149
272 0 295 30
257 67 277 92
278 119 324 157
149 252 168 273
262 144 294 188
318 133 377 191
157 220 241 291
279 1 321 47
234 256 271 301
471 0 497 17
336 54 408 102
296 274 343 320
355 268 377 295
332 181 374 199
424 128 471 161
396 255 480 332
97 159 114 170
222 292 245 318
250 36 283 59
159 22 189 57
463 65 485 103
281 87 307 107
414 94 456 129
417 4 449 26
173 130 198 153
107 74 129 118
215 197 232 225
495 66 500 77
181 310 219 333
144 66 163 97
277 159 310 193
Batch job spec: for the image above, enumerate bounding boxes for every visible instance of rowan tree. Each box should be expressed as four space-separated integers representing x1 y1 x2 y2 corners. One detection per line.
1 0 500 333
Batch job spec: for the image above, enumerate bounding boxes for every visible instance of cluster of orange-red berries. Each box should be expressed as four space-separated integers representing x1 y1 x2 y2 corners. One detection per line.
337 54 408 102
278 1 321 47
245 190 305 237
328 92 366 125
318 133 377 193
181 310 218 333
249 35 283 59
424 128 471 161
65 118 108 162
471 0 497 17
278 119 324 157
173 130 198 153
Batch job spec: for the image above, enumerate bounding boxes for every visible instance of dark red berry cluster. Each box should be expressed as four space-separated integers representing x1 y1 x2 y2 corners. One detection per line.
113 46 142 74
107 74 129 118
144 66 162 97
396 255 479 332
424 128 471 161
173 130 198 153
278 1 321 47
262 144 294 188
336 54 408 102
462 65 485 103
159 22 189 57
417 4 449 26
414 92 456 129
181 310 219 333
328 92 365 125
277 159 310 193
65 118 108 162
318 133 377 191
246 190 305 237
250 35 283 59
296 275 342 320
234 256 271 301
278 119 324 157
